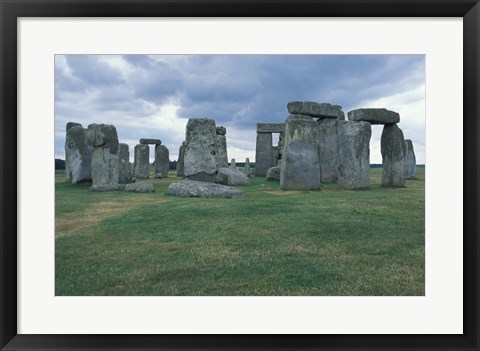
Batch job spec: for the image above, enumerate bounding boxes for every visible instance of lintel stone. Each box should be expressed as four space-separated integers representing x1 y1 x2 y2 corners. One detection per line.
256 123 285 133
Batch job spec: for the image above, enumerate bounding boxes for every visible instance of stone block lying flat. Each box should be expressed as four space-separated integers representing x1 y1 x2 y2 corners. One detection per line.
165 180 245 199
287 101 344 119
347 108 400 125
216 167 251 186
125 182 155 193
256 123 285 133
139 138 161 145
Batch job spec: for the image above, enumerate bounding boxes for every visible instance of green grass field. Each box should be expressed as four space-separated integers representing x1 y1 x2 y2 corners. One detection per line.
55 167 425 296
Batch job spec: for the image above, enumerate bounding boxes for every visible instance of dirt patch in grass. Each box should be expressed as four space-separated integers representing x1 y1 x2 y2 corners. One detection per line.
55 198 168 237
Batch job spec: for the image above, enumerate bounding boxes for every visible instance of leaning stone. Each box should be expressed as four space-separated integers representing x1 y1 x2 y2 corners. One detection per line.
87 124 119 189
216 167 251 185
154 144 170 178
134 144 150 179
125 182 155 193
287 101 344 119
347 108 400 125
381 124 406 187
139 138 161 145
255 132 274 176
280 114 321 190
404 139 417 179
266 166 281 181
176 142 186 177
337 121 371 189
165 180 245 199
184 118 218 182
318 118 339 182
215 127 228 168
118 143 133 184
65 125 93 184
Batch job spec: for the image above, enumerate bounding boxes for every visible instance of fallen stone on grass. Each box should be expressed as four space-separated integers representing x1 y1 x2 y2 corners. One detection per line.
266 166 281 181
216 167 251 185
165 180 245 199
125 182 155 193
90 184 124 192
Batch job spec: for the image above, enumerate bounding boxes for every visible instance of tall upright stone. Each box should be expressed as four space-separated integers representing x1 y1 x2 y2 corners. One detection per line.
65 123 93 184
337 121 371 189
118 143 133 184
230 158 236 169
184 118 218 182
381 124 406 187
134 144 150 179
177 141 186 177
404 139 417 179
317 118 339 183
215 126 228 168
280 115 321 190
87 123 119 190
244 158 251 176
154 144 170 178
276 133 285 166
255 132 273 176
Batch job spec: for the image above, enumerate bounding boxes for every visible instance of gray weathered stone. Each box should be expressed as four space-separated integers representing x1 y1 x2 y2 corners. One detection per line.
139 138 161 145
244 158 252 177
337 121 371 189
118 143 133 184
216 167 251 185
347 108 400 125
87 124 119 190
134 144 150 179
280 114 321 190
215 126 228 168
266 166 281 181
255 132 273 176
256 123 285 133
65 124 93 184
404 139 416 179
230 158 236 169
381 124 406 187
166 180 245 199
318 118 339 182
90 184 123 192
287 101 344 119
154 144 170 178
125 182 155 193
276 132 285 165
176 141 186 177
184 118 218 182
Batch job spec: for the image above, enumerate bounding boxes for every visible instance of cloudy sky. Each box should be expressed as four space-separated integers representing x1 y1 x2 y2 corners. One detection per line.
55 54 425 164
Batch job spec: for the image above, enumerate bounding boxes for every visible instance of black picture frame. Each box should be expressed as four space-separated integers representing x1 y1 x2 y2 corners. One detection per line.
1 1 479 350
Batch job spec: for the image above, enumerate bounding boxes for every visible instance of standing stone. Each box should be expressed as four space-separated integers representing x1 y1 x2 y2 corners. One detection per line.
118 143 133 184
280 115 321 190
337 121 371 189
230 158 236 169
255 132 273 176
381 124 406 187
134 144 150 179
65 124 93 184
276 133 285 166
177 141 186 177
154 144 170 178
87 123 120 190
244 158 251 176
404 139 417 179
184 118 218 182
215 126 228 168
317 118 339 183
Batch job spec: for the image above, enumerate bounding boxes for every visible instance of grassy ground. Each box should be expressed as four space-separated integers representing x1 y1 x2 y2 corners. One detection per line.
55 168 425 296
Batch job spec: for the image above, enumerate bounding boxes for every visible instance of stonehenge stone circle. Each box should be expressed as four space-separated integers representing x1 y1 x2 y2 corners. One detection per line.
177 141 186 177
337 121 371 189
184 118 218 182
166 180 245 199
118 143 133 184
280 114 321 190
404 139 417 179
347 108 400 125
65 123 93 184
381 124 406 187
287 101 344 119
317 118 339 183
215 126 229 168
216 167 251 186
139 138 161 145
87 123 120 191
134 144 150 179
266 166 281 181
154 144 170 178
125 182 155 193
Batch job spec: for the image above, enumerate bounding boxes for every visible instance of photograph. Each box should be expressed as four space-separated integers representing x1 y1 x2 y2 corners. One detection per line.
55 54 425 296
